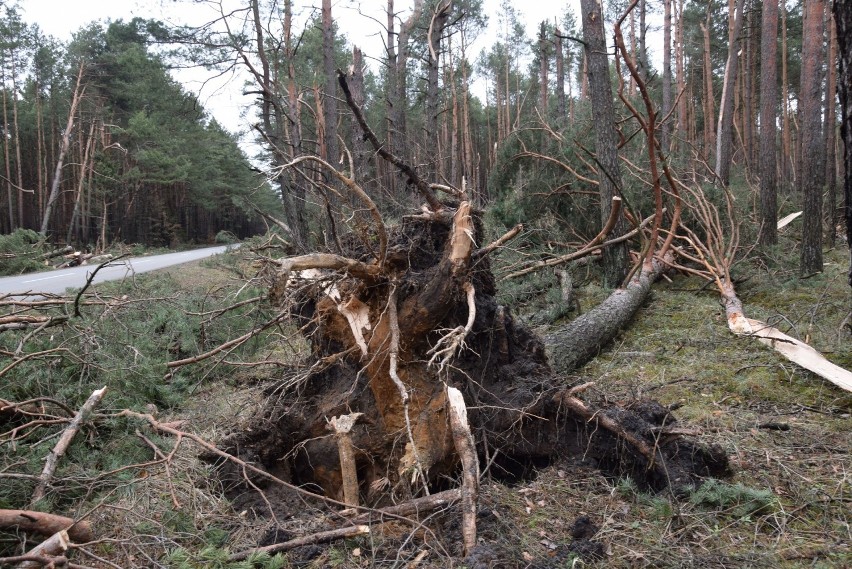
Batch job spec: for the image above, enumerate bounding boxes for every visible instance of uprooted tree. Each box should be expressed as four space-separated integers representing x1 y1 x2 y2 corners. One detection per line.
218 68 731 556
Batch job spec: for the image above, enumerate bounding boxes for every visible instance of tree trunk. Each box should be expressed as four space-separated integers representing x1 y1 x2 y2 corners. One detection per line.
781 0 792 188
580 0 630 287
66 122 96 245
833 0 852 287
348 47 369 191
322 0 339 210
675 0 687 150
395 0 422 171
759 0 779 246
3 73 13 231
11 58 24 229
41 64 85 236
715 0 745 186
741 5 754 174
555 26 566 122
539 22 549 118
825 3 838 245
426 1 451 179
662 0 673 152
639 0 648 82
799 0 825 276
702 16 715 163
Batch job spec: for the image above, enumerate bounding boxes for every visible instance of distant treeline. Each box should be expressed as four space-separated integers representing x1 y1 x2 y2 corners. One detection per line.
0 12 277 247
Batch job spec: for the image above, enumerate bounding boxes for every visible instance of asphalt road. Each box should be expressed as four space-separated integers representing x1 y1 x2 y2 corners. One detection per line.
0 245 235 297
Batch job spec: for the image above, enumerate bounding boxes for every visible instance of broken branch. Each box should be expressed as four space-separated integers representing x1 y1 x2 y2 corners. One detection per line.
31 386 107 506
337 70 443 212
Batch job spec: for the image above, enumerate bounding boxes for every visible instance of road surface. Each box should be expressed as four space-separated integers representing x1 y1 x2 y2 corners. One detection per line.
0 245 235 296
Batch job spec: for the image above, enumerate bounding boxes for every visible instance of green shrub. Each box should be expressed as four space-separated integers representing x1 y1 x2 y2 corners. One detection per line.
0 228 49 275
689 479 778 518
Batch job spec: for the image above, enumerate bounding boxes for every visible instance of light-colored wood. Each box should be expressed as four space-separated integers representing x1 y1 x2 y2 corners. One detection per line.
19 529 69 569
31 386 107 505
447 386 478 556
742 318 852 392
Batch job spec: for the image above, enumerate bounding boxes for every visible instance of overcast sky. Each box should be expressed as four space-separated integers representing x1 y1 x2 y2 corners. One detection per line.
24 0 579 140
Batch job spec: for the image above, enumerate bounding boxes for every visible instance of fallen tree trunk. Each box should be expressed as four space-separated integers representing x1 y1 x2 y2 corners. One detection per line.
721 283 852 392
544 257 667 374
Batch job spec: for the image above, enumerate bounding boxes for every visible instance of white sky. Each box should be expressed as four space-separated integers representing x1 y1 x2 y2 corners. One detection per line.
24 0 580 139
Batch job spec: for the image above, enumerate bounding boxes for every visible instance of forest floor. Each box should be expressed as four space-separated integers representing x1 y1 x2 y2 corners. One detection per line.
2 241 850 568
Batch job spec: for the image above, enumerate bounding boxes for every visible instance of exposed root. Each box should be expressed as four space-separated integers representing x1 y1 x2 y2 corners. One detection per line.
427 282 476 372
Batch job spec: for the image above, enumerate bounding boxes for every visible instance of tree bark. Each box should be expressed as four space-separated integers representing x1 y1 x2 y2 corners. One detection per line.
661 0 673 151
825 4 838 245
759 0 779 246
715 0 745 185
579 0 630 287
834 0 852 287
799 0 825 276
545 257 666 373
0 510 93 543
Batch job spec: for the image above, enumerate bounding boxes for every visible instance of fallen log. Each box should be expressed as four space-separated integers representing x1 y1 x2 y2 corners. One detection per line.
545 256 668 374
0 510 93 543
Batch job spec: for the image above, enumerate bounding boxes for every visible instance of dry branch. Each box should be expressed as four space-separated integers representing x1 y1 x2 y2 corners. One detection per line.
31 387 107 506
502 210 656 280
166 312 288 369
446 386 478 556
337 70 443 212
474 224 523 258
349 489 461 523
0 510 93 543
228 525 370 562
